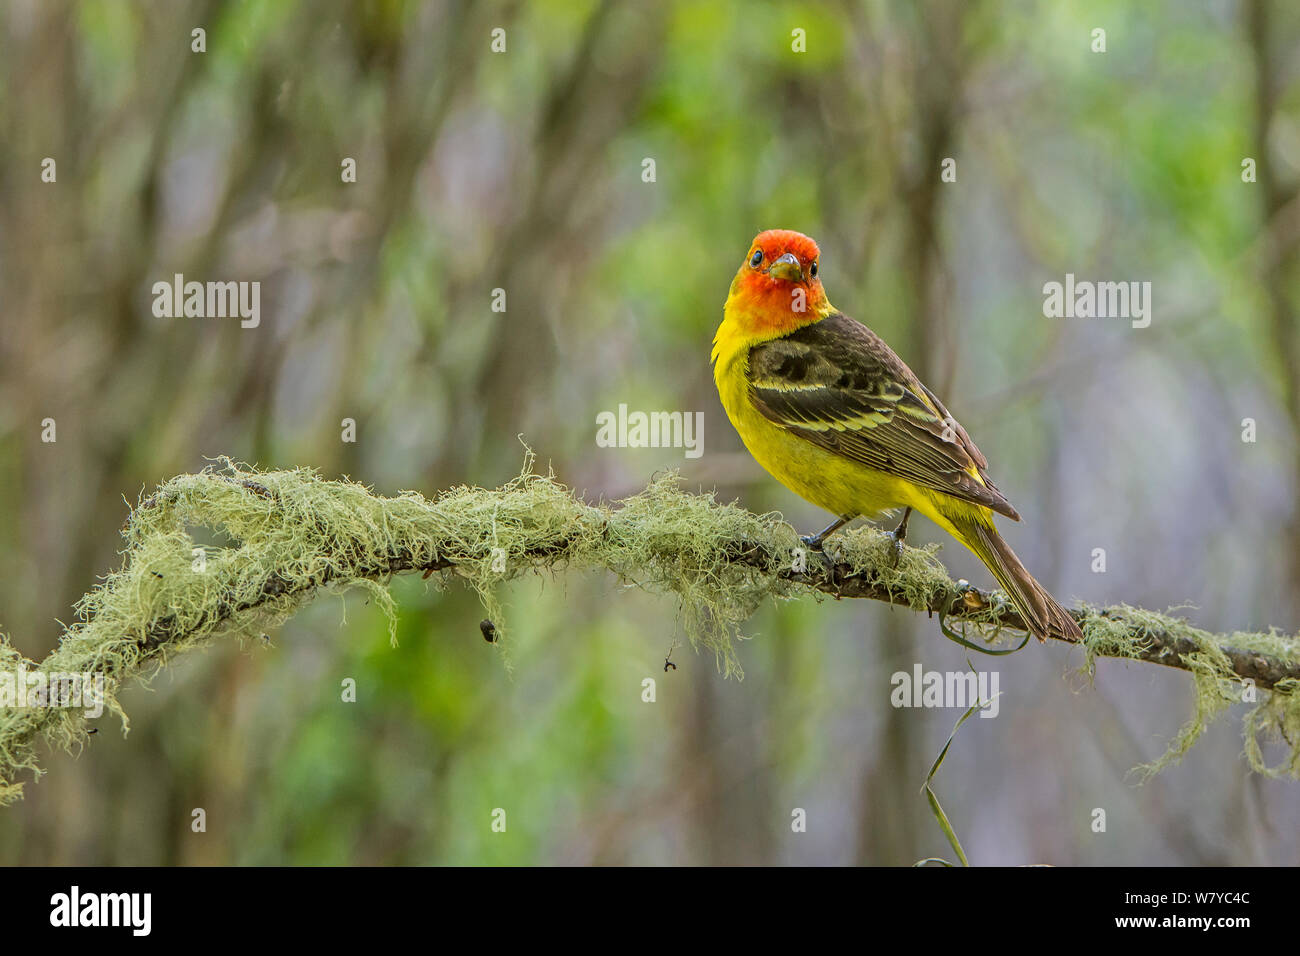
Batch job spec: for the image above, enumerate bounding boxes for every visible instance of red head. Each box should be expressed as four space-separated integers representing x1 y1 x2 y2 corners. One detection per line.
725 229 831 333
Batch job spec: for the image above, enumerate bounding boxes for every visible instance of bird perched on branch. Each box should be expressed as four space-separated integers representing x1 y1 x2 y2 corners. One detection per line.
712 228 1081 642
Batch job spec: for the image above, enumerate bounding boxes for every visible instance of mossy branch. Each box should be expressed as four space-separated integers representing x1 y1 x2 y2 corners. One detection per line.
2 458 1298 803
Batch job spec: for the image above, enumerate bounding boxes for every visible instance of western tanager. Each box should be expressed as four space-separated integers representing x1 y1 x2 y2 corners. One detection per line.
712 229 1081 642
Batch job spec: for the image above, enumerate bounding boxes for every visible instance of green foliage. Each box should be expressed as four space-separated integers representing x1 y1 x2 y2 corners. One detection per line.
915 692 988 868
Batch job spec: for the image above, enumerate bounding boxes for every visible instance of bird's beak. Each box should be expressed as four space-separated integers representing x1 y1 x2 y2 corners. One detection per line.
767 252 803 282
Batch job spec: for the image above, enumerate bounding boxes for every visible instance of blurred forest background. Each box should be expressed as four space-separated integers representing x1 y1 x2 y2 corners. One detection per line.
1 0 1298 865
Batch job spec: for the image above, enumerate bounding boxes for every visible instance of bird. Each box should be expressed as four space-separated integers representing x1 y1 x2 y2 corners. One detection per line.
712 228 1082 643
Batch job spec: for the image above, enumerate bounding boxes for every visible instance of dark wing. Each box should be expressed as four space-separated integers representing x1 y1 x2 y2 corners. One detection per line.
746 312 1020 520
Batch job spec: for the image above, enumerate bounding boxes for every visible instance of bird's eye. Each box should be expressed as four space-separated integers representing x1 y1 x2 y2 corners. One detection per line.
750 249 763 268
810 260 818 278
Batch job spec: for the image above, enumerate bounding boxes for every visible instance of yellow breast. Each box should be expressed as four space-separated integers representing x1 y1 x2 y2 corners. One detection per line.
712 316 912 521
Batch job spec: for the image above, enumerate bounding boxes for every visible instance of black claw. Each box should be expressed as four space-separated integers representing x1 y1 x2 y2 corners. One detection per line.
886 532 905 568
798 515 856 597
801 515 853 553
799 539 842 596
885 507 912 568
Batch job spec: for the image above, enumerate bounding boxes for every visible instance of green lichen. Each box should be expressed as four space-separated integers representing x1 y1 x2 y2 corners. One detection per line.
1075 604 1300 780
1 456 1297 804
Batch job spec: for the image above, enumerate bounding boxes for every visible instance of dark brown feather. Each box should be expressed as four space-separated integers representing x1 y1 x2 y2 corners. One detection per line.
746 312 1020 520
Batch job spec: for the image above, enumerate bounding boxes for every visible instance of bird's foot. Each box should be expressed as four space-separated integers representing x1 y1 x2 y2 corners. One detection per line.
796 516 855 597
800 514 850 552
798 532 836 573
799 532 833 554
884 507 912 568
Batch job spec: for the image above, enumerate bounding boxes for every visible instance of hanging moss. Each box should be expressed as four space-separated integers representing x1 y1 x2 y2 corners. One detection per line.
1 456 1297 803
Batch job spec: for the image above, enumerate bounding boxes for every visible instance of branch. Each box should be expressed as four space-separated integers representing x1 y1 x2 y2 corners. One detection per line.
2 458 1297 802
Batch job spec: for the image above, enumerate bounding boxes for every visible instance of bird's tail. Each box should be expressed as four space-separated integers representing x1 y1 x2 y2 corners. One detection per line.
949 515 1082 643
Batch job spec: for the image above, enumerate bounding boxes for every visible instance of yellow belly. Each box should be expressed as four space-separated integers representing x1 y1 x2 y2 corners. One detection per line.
715 348 913 521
